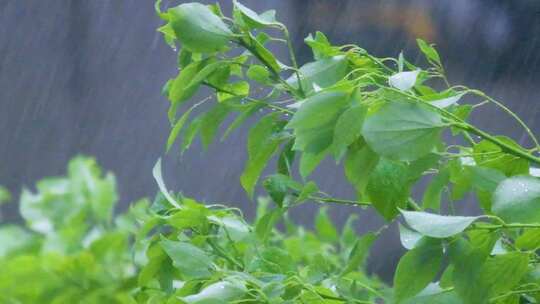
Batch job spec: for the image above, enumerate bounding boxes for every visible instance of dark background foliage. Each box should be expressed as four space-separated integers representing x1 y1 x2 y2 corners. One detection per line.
2 0 540 281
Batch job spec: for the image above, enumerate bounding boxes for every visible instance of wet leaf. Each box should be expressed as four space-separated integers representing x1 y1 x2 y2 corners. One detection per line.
362 102 444 161
492 175 540 224
401 210 479 238
394 238 443 302
389 70 420 91
168 3 232 53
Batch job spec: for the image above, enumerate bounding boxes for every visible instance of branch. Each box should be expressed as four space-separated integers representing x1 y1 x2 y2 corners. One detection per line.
202 81 294 115
234 36 301 97
468 89 540 150
280 26 306 98
381 86 540 166
489 287 540 303
472 223 540 231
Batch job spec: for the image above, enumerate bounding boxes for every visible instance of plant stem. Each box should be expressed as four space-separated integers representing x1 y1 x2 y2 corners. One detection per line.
308 195 421 211
472 223 540 231
381 86 540 166
468 89 540 150
455 122 540 165
207 238 245 270
202 82 294 115
281 26 305 98
489 287 540 302
316 292 373 303
407 198 422 211
309 195 371 207
235 36 300 97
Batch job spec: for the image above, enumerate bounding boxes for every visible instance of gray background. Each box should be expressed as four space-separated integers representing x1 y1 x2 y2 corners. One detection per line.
2 0 540 281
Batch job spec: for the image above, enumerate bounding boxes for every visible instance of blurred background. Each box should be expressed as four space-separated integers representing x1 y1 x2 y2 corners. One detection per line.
2 0 540 281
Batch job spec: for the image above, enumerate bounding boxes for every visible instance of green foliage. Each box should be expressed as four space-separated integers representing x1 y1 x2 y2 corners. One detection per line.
393 238 443 302
0 156 144 303
362 102 444 161
4 1 540 303
400 210 480 239
168 3 233 53
134 193 388 303
153 1 540 302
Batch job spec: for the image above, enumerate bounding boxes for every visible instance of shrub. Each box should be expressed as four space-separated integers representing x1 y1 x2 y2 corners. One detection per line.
3 1 540 303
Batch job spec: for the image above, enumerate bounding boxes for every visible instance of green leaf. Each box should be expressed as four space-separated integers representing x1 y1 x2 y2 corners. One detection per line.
416 39 442 66
402 288 462 304
157 23 177 49
240 113 286 197
399 223 422 250
181 280 247 303
209 216 250 242
20 156 118 235
296 181 319 203
366 159 411 220
154 0 168 20
388 70 420 91
400 210 479 238
200 103 231 148
0 226 34 257
478 254 529 299
287 91 350 178
449 242 485 303
0 185 11 205
233 0 277 28
246 33 281 73
287 91 350 131
255 208 283 242
168 58 223 119
450 104 473 135
468 166 506 212
515 229 540 250
207 65 231 89
287 56 349 95
340 214 359 250
473 136 529 176
160 237 214 279
344 140 379 198
450 244 529 304
299 148 330 178
222 102 263 141
216 81 250 103
492 175 540 224
277 139 295 176
332 103 367 160
167 206 208 231
429 93 464 109
315 207 338 243
407 153 441 180
178 48 193 68
152 159 180 209
394 238 443 302
340 233 376 276
398 52 405 72
422 168 450 210
448 158 473 201
304 31 340 60
263 174 300 207
468 166 506 193
246 65 271 85
362 102 444 161
166 106 194 152
292 125 333 156
168 3 232 53
181 117 203 152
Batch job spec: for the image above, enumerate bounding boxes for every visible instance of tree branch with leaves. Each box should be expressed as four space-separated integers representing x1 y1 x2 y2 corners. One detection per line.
106 1 540 303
